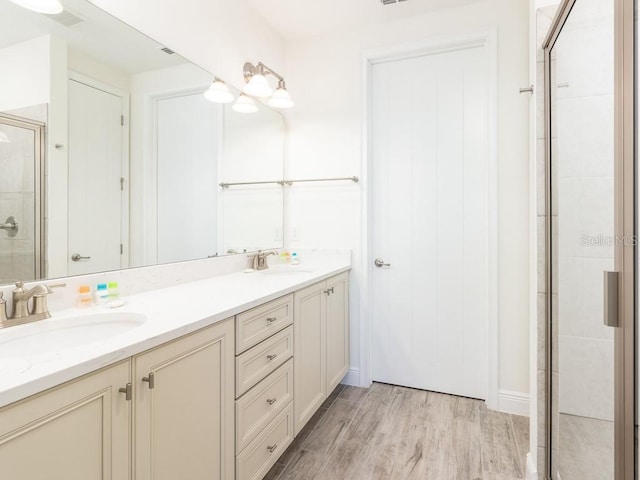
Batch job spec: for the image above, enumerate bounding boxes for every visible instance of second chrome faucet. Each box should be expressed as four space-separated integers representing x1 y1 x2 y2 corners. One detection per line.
248 250 277 271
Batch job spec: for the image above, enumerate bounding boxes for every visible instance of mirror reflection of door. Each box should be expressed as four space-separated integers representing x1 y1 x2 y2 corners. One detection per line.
67 76 126 275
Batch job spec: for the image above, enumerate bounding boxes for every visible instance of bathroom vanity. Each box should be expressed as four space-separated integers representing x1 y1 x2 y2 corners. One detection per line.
0 262 350 480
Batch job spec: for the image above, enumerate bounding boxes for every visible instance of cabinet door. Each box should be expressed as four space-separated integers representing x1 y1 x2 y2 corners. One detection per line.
0 361 131 480
135 319 234 480
325 272 350 393
293 281 326 435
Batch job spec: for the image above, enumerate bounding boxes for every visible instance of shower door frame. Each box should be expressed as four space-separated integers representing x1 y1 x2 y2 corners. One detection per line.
542 0 636 478
0 113 46 281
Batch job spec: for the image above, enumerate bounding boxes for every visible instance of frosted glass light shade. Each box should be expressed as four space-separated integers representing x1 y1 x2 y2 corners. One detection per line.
0 131 9 143
268 87 295 109
232 94 259 114
243 74 273 98
10 0 63 14
204 80 234 104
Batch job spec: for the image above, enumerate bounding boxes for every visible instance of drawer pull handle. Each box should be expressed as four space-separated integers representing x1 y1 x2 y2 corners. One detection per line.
267 397 277 405
142 372 155 389
267 444 278 453
266 316 277 323
324 287 334 295
119 383 132 401
267 353 278 361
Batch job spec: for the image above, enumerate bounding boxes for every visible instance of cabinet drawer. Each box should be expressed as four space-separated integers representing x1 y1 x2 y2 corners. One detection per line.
236 326 293 397
236 402 294 480
236 294 293 354
236 358 293 452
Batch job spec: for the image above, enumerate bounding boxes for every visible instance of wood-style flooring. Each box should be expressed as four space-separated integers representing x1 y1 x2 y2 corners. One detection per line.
265 382 529 480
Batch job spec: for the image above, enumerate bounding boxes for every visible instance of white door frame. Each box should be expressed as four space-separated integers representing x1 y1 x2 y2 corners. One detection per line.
68 70 131 269
359 28 499 409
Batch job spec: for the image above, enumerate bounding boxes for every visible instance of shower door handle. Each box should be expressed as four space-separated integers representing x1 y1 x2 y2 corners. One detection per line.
603 271 619 328
0 217 18 237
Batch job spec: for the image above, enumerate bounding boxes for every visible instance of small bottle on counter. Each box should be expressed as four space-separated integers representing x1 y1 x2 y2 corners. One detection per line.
78 285 93 308
291 252 300 265
108 282 120 302
95 283 109 305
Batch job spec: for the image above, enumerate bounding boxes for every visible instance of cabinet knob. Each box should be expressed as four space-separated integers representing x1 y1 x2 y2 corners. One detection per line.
266 316 277 323
267 353 278 361
142 372 155 389
266 397 277 405
267 444 278 453
119 383 132 401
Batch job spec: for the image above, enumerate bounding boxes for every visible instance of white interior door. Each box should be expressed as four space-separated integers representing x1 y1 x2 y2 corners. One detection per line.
371 45 490 400
156 92 219 263
68 79 123 275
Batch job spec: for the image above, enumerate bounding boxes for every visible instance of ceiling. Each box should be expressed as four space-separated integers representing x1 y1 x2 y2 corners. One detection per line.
247 0 483 41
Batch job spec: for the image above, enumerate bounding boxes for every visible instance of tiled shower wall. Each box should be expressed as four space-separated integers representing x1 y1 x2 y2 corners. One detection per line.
554 0 615 423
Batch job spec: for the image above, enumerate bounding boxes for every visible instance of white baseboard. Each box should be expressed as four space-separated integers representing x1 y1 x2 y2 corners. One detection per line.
498 389 530 416
526 452 537 480
341 368 360 386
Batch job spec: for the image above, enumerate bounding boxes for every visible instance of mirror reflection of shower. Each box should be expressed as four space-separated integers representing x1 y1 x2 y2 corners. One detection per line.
0 113 45 284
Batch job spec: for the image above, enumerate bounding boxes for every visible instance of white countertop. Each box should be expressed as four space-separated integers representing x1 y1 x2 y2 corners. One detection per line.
0 261 350 408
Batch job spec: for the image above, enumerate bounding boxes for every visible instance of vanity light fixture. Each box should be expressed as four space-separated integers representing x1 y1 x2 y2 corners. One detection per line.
232 94 259 114
243 61 295 109
204 78 235 104
9 0 63 14
268 80 295 109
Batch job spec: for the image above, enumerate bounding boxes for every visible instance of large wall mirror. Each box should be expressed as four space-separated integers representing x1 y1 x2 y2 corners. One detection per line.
0 0 285 285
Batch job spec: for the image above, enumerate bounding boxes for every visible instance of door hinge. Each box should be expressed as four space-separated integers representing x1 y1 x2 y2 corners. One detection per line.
120 115 124 126
120 244 124 255
120 177 125 191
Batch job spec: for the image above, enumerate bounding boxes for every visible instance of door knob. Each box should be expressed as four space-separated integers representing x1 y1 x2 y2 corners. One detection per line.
71 253 91 262
374 258 390 268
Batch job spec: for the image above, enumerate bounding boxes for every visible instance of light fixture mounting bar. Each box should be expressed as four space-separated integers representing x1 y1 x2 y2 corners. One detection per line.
243 62 285 84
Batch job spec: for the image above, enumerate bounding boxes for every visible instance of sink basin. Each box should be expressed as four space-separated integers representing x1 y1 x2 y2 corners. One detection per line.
0 312 147 358
260 265 315 275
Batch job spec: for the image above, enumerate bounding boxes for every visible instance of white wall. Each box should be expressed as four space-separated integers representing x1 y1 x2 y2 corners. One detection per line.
0 36 50 113
284 0 531 396
88 0 286 89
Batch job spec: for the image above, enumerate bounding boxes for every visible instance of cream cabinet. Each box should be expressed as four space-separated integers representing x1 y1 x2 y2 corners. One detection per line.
134 318 235 480
234 295 295 480
0 361 131 480
294 272 349 434
325 273 350 394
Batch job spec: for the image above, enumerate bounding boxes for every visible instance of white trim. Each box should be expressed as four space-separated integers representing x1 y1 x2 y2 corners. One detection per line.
67 70 131 270
526 452 538 480
359 28 500 410
341 368 360 387
498 389 530 416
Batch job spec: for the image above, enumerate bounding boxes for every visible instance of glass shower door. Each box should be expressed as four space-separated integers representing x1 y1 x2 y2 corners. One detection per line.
549 0 616 478
0 115 44 284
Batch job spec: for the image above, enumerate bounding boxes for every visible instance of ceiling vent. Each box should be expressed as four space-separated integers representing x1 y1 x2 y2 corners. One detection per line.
47 9 84 27
161 47 175 55
380 0 408 4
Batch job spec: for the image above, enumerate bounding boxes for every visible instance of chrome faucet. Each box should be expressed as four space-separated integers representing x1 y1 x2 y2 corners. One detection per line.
248 250 278 271
0 281 66 329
